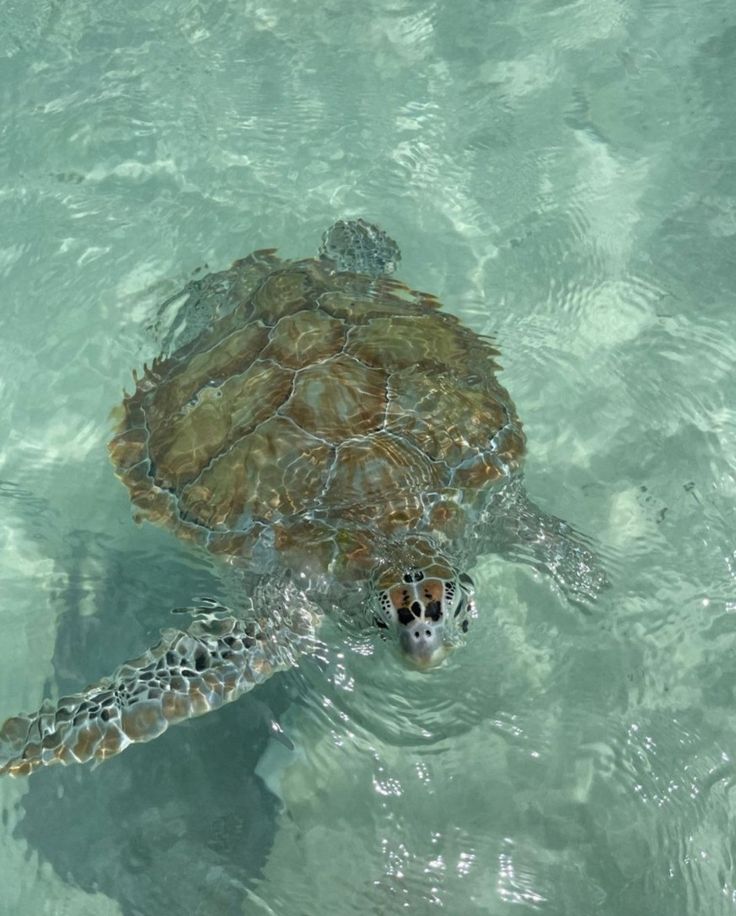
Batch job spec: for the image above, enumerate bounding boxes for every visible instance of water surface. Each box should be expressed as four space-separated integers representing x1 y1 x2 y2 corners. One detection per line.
1 1 736 914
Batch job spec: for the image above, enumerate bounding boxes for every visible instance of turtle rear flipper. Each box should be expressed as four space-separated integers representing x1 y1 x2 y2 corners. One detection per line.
0 593 321 777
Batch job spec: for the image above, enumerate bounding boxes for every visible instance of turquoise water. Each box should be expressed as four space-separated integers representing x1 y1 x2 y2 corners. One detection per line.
1 0 736 913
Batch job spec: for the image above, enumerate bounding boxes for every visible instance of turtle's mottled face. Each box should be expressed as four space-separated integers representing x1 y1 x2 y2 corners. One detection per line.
375 565 475 667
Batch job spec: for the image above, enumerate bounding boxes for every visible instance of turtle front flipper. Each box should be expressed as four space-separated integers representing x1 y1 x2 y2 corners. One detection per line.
482 480 611 607
149 247 282 353
0 594 321 777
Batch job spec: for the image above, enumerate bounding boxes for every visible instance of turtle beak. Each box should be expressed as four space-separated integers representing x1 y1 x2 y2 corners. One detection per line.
398 616 448 668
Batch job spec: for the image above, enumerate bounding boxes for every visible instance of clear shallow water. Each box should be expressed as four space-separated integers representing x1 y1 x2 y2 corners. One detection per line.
1 0 735 913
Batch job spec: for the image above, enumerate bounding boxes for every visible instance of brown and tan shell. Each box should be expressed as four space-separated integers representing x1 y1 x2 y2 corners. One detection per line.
109 251 525 584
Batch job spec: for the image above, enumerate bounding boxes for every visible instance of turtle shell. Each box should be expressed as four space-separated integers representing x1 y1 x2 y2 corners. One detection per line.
109 252 525 582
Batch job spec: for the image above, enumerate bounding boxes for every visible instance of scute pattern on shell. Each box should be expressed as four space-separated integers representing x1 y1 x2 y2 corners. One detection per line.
109 251 525 582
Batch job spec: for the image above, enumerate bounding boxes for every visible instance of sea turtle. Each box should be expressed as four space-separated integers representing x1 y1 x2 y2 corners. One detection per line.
0 219 605 777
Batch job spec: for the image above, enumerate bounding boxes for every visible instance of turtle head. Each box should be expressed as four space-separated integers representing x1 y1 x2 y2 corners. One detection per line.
319 219 401 277
374 563 475 668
